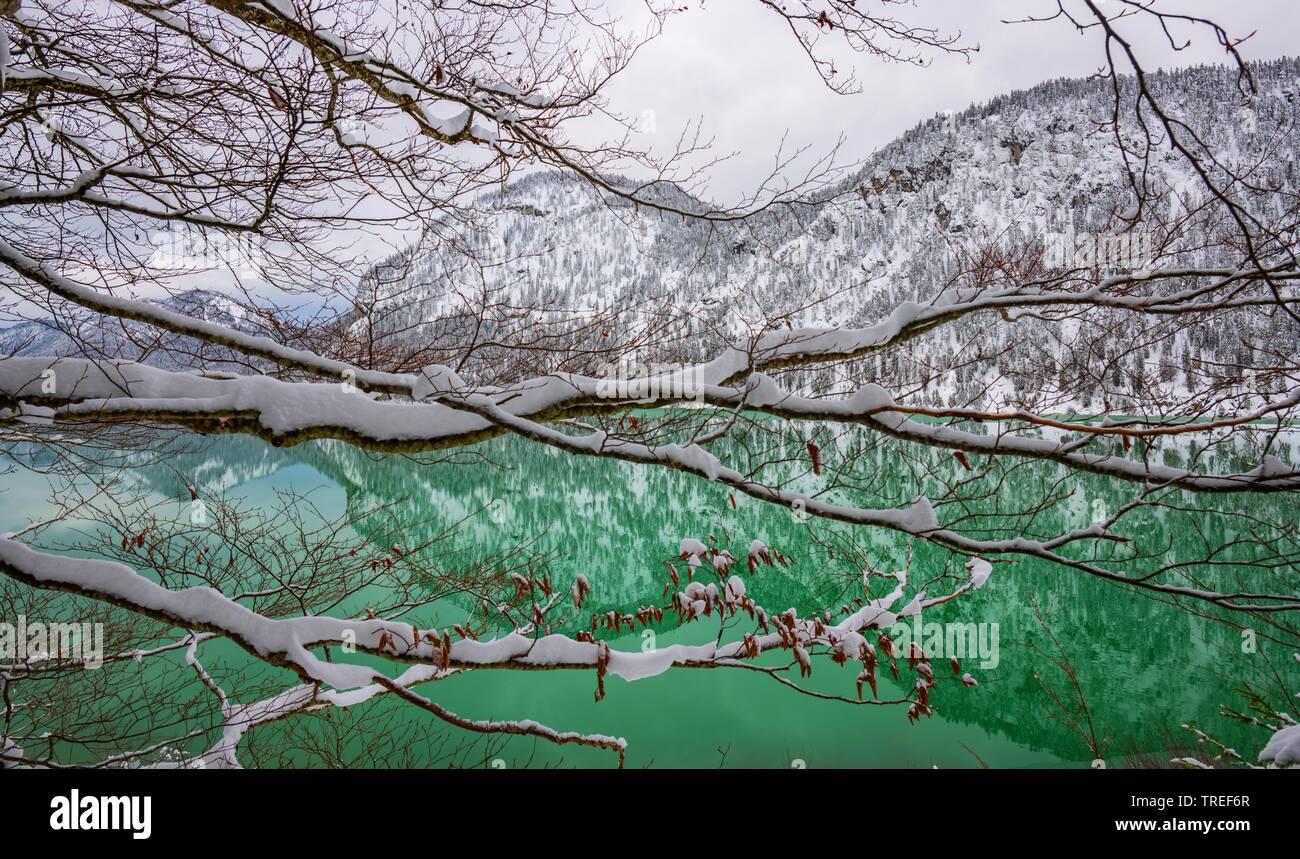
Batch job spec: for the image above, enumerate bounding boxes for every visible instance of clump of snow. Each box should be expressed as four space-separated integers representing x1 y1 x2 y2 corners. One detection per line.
1247 454 1291 479
0 737 21 767
1259 724 1300 768
725 575 746 600
678 538 707 559
966 557 993 589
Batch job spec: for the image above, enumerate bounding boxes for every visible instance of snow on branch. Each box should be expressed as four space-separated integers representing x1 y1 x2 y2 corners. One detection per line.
0 240 415 394
4 353 1294 496
0 530 988 766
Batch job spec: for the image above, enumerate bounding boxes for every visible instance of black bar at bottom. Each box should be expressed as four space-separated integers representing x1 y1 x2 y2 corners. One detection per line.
1 768 1289 844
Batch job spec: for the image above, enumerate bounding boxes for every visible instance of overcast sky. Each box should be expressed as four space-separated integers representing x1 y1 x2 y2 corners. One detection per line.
578 0 1300 204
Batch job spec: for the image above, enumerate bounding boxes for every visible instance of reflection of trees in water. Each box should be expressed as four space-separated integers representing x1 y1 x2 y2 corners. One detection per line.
112 428 1291 762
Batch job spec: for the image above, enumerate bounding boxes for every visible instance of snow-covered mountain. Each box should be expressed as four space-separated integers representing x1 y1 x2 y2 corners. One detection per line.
364 57 1300 411
7 60 1296 411
0 289 260 370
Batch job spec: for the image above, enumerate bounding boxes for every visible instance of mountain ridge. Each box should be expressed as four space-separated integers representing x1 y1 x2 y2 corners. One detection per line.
7 58 1297 413
359 56 1299 411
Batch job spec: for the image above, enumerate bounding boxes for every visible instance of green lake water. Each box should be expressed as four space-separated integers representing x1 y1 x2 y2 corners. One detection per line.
2 424 1295 768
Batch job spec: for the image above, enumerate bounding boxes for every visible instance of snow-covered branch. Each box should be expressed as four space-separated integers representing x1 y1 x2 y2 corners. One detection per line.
0 528 988 766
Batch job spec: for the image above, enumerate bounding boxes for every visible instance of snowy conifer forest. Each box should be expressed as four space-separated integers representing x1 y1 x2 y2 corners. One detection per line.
0 0 1297 829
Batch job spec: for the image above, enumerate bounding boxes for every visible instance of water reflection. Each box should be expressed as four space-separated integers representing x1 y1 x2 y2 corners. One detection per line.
6 423 1293 767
